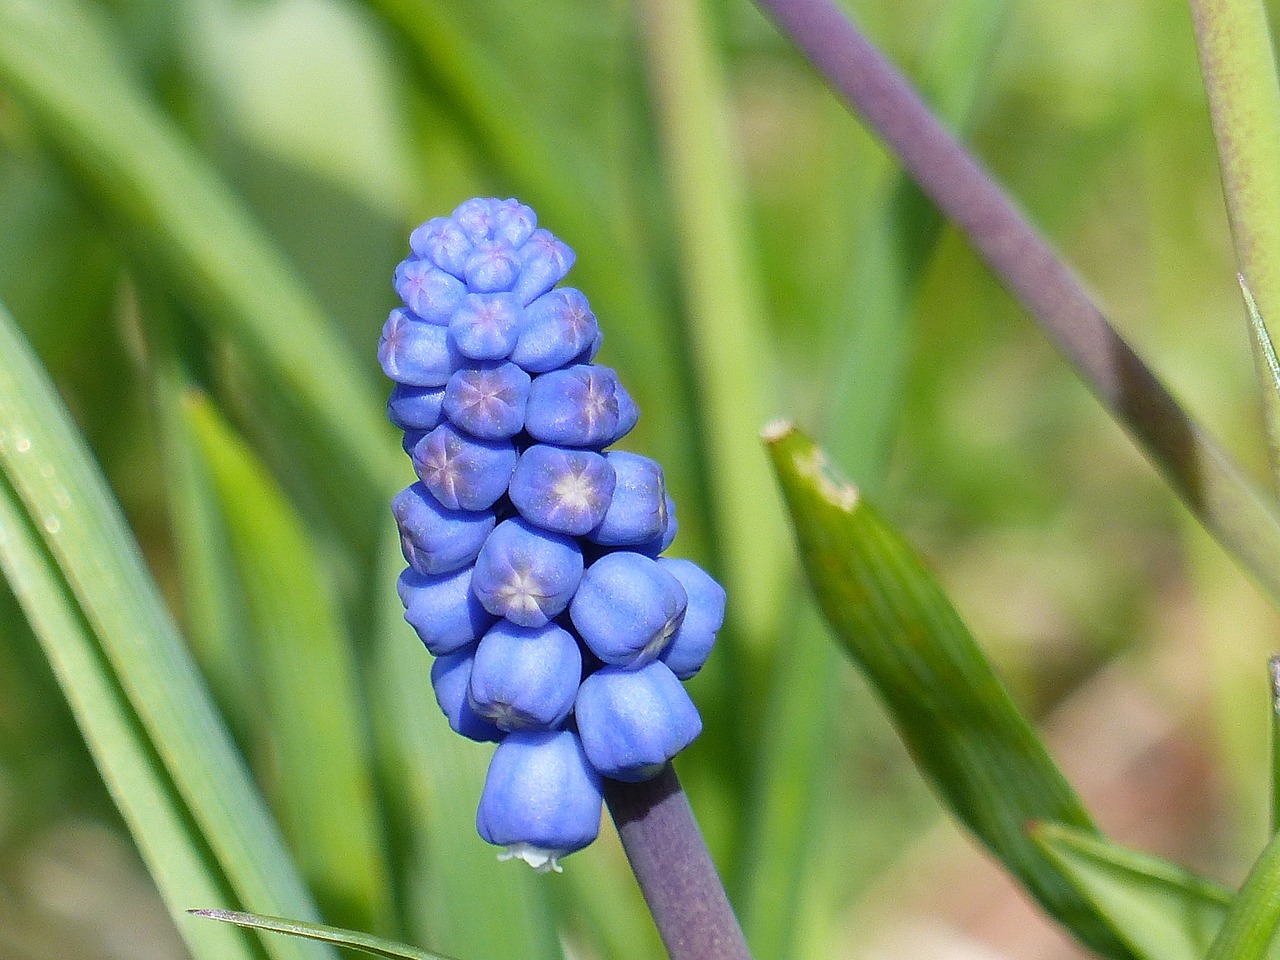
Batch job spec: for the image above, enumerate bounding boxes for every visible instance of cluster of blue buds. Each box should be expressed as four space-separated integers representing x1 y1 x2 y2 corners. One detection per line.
379 198 726 872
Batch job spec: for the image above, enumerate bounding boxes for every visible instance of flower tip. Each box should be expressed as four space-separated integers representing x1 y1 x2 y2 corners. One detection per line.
760 417 794 444
497 842 565 873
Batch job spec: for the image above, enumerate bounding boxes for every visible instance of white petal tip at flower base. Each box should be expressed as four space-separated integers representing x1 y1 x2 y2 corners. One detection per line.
497 843 567 874
380 197 726 869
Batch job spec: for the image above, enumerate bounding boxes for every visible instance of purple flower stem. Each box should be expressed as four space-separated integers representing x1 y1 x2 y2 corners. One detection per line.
604 764 752 960
753 0 1280 600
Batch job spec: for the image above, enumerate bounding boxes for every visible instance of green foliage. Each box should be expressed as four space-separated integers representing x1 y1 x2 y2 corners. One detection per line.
1 0 1279 958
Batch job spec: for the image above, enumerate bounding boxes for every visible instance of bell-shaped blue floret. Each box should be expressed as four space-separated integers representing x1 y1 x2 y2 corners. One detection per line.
442 362 530 440
524 365 624 447
464 241 521 293
508 444 616 536
412 422 517 511
392 482 495 576
513 229 575 305
399 566 495 656
613 380 639 440
633 494 678 556
378 308 462 386
472 518 584 627
491 199 538 248
510 289 600 373
430 648 503 743
657 558 726 680
387 383 445 432
575 661 702 782
452 197 502 243
476 729 603 872
468 621 582 731
393 258 467 324
588 451 666 546
449 292 525 361
409 216 472 278
570 551 687 666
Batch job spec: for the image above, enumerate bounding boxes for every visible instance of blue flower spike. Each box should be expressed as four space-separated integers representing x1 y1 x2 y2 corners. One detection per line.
382 197 724 869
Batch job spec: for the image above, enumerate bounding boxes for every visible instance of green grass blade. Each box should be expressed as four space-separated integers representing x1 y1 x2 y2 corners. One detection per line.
0 302 332 960
1207 830 1280 958
1033 822 1232 960
191 910 453 960
0 0 401 538
148 345 257 745
1240 276 1280 494
1190 0 1280 379
763 421 1131 959
368 515 563 960
184 392 394 936
633 0 789 648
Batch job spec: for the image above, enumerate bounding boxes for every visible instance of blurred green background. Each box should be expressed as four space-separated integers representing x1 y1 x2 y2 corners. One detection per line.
0 0 1274 958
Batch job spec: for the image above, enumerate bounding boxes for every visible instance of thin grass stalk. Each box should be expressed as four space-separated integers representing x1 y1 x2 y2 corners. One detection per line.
753 0 1280 601
1189 0 1280 403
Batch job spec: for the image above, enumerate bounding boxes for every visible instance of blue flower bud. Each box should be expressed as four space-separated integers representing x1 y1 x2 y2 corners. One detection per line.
399 566 495 655
613 379 639 439
570 551 687 666
387 383 445 432
431 648 503 743
393 258 467 324
442 362 530 440
634 494 679 556
575 660 702 781
513 229 575 304
401 428 426 457
492 199 538 248
393 482 495 576
476 729 603 872
452 197 503 243
449 292 525 361
472 518 584 627
524 364 625 447
588 451 666 546
509 288 600 373
378 307 462 386
508 444 616 536
464 241 521 293
409 216 472 278
412 422 517 511
656 558 726 680
468 621 582 731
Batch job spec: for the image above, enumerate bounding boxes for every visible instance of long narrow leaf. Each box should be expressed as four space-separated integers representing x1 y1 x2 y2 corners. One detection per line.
0 302 331 960
192 910 453 960
1190 0 1280 383
185 392 394 936
1241 277 1280 493
764 421 1130 959
0 0 401 539
1207 830 1280 959
633 0 789 648
1033 822 1233 960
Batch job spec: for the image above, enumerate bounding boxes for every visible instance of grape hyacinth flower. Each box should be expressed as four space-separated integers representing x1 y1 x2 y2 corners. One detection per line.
380 197 725 872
